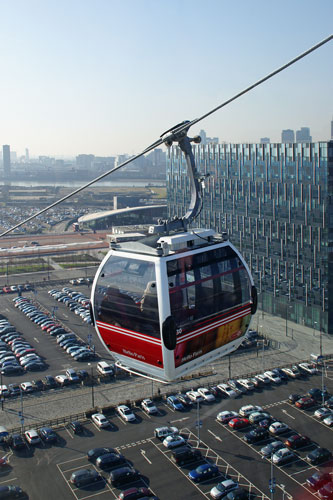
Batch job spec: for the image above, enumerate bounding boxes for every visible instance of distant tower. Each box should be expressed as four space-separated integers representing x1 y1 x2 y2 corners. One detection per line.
199 129 207 145
296 127 312 143
2 145 11 178
25 148 29 161
281 129 295 143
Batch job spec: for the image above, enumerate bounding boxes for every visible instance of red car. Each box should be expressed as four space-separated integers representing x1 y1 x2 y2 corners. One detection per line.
2 287 11 293
41 323 56 331
228 417 250 430
295 397 316 409
284 433 311 449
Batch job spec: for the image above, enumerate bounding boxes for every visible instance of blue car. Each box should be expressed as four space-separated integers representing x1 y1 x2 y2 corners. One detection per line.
188 464 219 482
167 395 185 411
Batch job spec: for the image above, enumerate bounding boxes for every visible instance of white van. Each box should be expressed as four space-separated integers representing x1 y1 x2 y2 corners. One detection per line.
96 361 114 376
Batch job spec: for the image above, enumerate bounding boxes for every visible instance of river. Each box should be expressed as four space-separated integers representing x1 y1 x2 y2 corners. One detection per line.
0 180 166 188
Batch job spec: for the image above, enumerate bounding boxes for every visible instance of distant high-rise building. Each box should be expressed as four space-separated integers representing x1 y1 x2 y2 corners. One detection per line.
25 148 29 161
199 129 207 145
331 117 333 140
199 129 218 145
281 129 295 143
76 154 95 169
260 137 270 144
296 127 312 143
2 145 11 178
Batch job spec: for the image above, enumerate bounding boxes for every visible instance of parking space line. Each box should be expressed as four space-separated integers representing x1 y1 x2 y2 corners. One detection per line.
0 477 18 485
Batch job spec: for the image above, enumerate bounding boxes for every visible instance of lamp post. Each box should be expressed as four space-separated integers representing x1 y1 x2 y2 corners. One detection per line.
88 363 95 408
0 370 4 411
260 324 264 372
269 456 275 500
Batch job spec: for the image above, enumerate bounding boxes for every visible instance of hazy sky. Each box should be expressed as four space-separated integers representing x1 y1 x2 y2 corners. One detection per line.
0 0 332 157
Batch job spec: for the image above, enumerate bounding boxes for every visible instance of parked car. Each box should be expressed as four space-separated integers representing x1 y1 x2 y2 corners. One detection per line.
243 428 269 444
141 398 158 415
7 433 26 451
117 405 136 422
70 468 101 487
298 362 317 375
314 407 332 420
228 418 250 430
96 452 127 470
108 466 141 488
284 433 311 450
188 464 219 483
117 487 155 500
295 396 316 409
163 435 186 449
323 415 333 427
269 422 289 435
197 387 215 402
264 370 281 384
272 448 296 465
210 479 239 499
91 413 110 428
217 411 239 424
39 427 57 443
260 440 285 458
154 426 178 440
170 445 202 466
318 482 333 500
166 395 184 411
239 404 263 417
87 447 115 463
69 421 84 434
217 384 237 398
24 429 40 445
306 472 332 491
306 447 332 465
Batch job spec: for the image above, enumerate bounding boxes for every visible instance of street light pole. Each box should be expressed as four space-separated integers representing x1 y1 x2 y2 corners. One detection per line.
88 363 95 408
0 370 3 411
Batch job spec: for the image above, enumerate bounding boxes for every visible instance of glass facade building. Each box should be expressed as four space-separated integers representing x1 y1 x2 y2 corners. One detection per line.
167 141 333 334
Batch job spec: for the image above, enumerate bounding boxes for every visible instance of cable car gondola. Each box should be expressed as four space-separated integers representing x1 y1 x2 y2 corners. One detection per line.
91 122 257 381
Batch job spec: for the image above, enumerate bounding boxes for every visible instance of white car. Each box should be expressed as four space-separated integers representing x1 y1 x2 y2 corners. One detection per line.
238 379 255 391
281 367 298 379
323 415 333 427
55 375 70 386
141 398 158 415
264 371 281 384
269 422 289 435
24 429 40 445
272 448 296 465
216 411 238 423
20 382 34 393
197 388 215 402
91 413 110 428
162 434 186 449
217 384 237 398
0 385 9 397
186 391 204 403
314 407 332 420
298 363 317 375
255 373 271 385
210 479 239 499
117 405 136 422
239 405 263 417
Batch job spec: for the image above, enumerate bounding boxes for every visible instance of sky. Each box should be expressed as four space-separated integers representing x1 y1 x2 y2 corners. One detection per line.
0 0 332 158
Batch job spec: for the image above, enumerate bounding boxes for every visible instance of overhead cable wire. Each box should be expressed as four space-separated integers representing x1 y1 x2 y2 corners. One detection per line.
1 33 332 238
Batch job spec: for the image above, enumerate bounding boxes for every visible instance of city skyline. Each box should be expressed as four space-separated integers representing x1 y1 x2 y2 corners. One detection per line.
0 0 332 157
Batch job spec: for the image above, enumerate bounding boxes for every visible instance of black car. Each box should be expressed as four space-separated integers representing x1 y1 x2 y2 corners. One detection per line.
96 452 127 470
306 447 332 465
8 385 21 397
243 428 269 444
7 434 26 451
77 369 89 380
44 376 57 389
258 417 276 429
308 388 329 401
177 393 193 407
288 393 302 404
87 447 115 463
69 421 84 434
24 361 46 371
109 467 141 487
39 427 57 443
1 365 23 375
0 485 28 499
306 471 332 491
224 488 250 500
70 469 101 487
272 368 288 381
32 380 44 391
170 446 202 465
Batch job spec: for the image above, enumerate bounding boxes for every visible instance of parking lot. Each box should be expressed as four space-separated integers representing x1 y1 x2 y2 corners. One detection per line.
0 369 332 499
